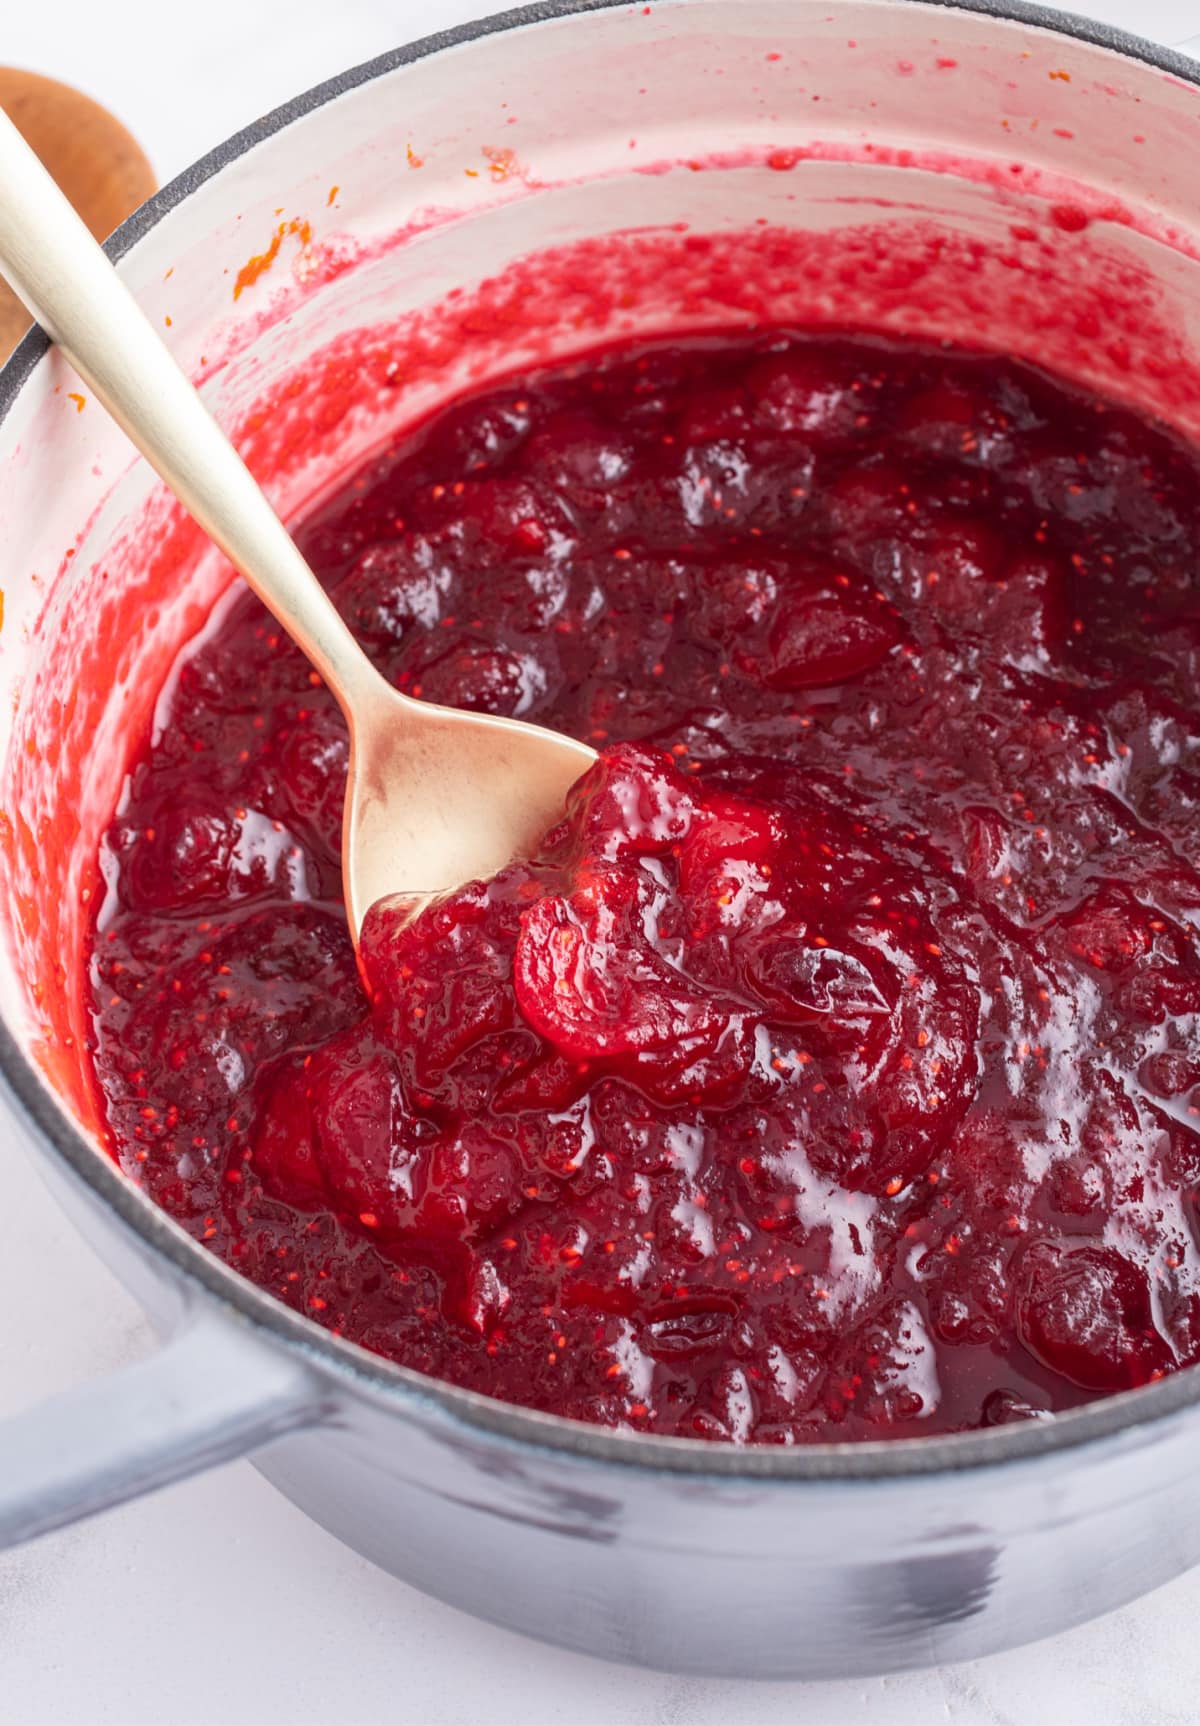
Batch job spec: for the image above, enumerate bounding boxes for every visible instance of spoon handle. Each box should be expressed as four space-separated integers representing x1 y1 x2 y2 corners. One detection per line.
0 108 390 719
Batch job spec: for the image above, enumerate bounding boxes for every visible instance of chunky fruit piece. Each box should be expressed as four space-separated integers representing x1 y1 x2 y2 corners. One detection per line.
758 583 899 689
89 327 1200 1444
361 879 523 1089
564 742 698 862
515 871 712 1057
744 937 890 1025
1015 1244 1171 1391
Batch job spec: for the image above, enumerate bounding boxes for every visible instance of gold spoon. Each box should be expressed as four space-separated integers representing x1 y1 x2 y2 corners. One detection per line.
0 108 596 937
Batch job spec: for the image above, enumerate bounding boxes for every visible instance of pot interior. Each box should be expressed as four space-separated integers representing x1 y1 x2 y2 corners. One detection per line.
1 0 1198 1214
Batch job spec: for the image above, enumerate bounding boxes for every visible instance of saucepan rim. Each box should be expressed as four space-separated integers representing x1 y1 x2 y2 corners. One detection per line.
3 0 1200 1482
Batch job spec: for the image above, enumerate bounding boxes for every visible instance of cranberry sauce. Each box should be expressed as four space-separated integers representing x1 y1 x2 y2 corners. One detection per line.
87 330 1200 1442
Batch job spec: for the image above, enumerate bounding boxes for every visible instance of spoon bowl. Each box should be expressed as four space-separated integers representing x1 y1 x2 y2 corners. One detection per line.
0 108 595 937
344 681 594 937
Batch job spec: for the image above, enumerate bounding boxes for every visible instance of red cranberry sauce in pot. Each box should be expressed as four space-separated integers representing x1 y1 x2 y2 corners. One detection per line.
87 330 1200 1443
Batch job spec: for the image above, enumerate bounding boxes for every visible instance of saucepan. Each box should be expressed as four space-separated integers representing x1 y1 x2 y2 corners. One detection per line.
2 0 1200 1679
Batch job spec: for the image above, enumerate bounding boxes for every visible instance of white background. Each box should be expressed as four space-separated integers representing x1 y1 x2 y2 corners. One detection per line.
2 2 1200 1722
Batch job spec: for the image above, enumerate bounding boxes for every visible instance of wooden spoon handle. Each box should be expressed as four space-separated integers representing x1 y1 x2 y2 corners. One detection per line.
0 68 155 358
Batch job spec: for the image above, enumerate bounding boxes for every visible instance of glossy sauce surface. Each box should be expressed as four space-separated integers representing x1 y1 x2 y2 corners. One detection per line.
88 331 1200 1441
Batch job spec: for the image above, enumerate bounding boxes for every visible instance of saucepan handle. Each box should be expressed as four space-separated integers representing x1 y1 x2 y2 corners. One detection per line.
0 1306 326 1549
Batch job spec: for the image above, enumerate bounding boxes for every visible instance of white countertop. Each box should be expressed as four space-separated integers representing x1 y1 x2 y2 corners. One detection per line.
2 2 1200 1721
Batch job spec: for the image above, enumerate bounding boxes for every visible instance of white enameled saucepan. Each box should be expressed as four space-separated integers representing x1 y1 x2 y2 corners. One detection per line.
1 0 1200 1680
